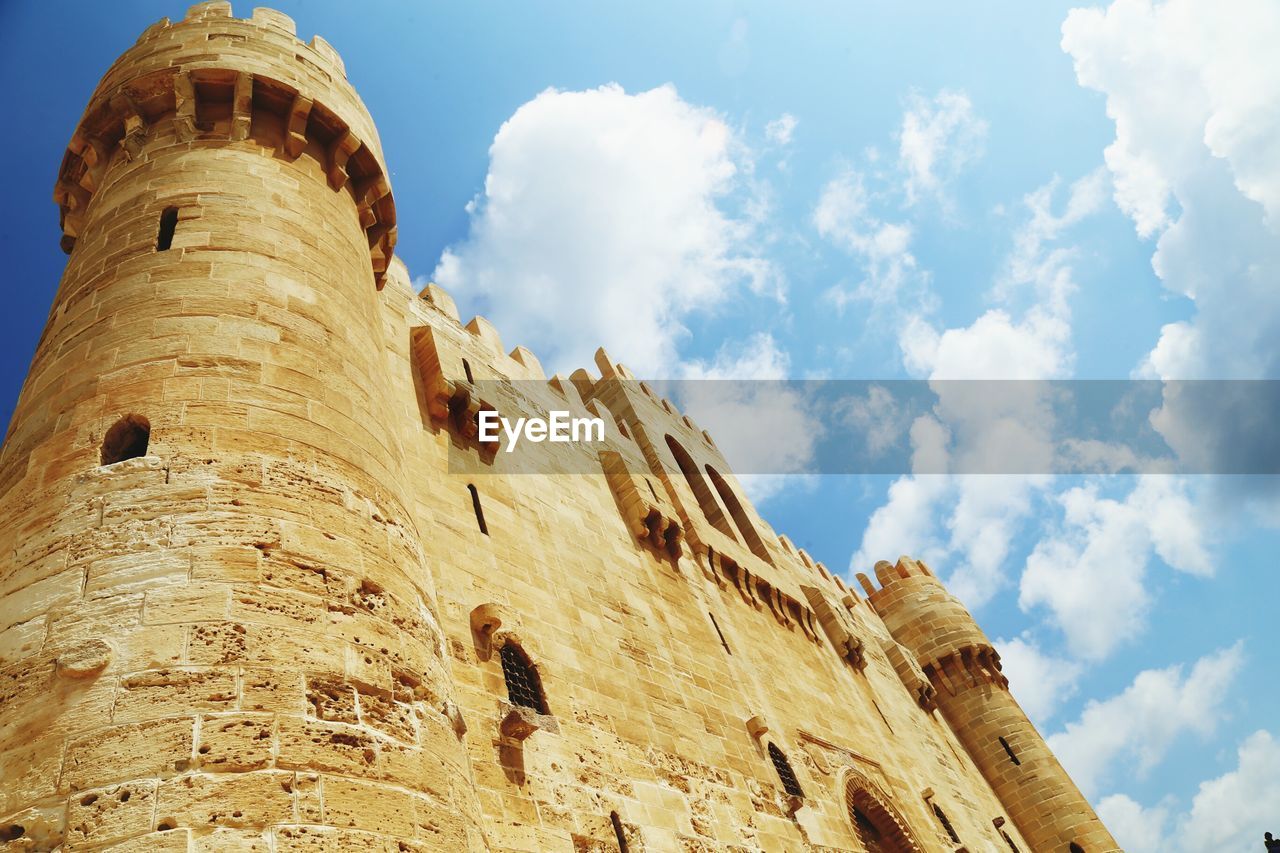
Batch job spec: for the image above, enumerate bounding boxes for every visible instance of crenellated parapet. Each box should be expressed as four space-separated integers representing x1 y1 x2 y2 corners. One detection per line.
859 556 1008 695
410 282 854 647
54 2 396 285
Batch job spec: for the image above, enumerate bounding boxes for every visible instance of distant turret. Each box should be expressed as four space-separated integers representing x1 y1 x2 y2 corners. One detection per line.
861 556 1118 853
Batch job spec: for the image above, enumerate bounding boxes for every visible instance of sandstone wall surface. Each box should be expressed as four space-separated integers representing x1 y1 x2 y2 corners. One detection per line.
0 3 1115 851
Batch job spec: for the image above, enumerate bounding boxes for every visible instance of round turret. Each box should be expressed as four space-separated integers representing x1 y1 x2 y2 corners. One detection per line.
0 5 478 848
862 556 1117 853
53 1 395 283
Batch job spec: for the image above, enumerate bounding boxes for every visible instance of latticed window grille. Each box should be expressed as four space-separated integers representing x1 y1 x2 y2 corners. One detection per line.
500 642 548 713
767 743 804 798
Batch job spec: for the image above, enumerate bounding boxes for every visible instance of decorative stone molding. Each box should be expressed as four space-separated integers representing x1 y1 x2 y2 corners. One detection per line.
881 637 938 711
499 702 559 741
410 326 502 453
600 450 682 558
56 639 113 679
801 584 867 671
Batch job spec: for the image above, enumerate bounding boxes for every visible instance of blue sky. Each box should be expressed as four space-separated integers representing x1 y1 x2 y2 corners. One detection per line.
2 1 1278 848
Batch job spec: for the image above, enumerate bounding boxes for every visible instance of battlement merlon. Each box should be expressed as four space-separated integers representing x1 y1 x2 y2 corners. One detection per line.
408 277 854 602
55 2 396 285
859 556 1008 690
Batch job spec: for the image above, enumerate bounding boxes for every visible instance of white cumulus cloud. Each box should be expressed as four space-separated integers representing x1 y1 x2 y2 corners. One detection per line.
765 113 797 147
1020 476 1212 660
813 169 918 308
1046 642 1244 798
433 84 776 377
1096 793 1173 853
853 172 1105 605
676 333 817 505
1063 0 1280 385
1098 729 1280 853
996 633 1084 727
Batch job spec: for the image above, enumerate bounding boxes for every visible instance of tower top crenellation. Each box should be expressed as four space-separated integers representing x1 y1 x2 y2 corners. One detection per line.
54 2 396 285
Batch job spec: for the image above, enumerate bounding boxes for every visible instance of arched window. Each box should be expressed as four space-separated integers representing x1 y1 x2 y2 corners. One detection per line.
499 642 548 714
467 484 488 535
101 414 150 465
156 206 178 251
610 811 628 852
704 465 771 563
844 776 916 853
664 435 735 539
999 736 1021 766
1069 844 1085 853
766 743 804 798
852 805 889 853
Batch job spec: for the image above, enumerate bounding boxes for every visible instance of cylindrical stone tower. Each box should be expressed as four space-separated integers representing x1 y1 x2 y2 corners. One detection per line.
862 557 1118 853
0 3 480 849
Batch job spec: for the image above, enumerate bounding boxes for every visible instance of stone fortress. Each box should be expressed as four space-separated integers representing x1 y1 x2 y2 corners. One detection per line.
0 4 1119 851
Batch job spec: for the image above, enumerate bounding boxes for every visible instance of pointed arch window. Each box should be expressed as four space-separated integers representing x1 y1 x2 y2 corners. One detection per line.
664 435 735 539
500 642 548 714
844 776 917 853
767 742 804 798
705 465 771 562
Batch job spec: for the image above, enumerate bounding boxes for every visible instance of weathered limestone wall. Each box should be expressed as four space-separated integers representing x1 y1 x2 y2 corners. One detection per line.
0 3 1114 851
0 3 477 849
382 262 1048 852
867 558 1118 851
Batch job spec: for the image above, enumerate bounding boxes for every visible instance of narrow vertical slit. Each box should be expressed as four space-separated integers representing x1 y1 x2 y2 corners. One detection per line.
156 206 178 251
462 358 474 383
872 700 894 734
610 811 628 852
999 735 1021 766
930 802 960 844
468 483 488 535
709 612 731 655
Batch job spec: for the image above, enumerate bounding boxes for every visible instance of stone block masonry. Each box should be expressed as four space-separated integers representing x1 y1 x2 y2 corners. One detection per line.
0 2 1117 850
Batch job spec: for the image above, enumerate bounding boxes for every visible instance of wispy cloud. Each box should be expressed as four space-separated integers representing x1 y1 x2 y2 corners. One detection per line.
897 89 988 208
1047 642 1245 798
